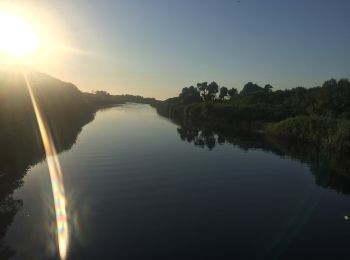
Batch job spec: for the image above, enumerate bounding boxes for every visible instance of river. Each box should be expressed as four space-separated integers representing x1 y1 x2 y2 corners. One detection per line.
2 103 350 259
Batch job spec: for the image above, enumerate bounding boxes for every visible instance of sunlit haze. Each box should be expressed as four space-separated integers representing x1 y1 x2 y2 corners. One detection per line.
0 12 40 56
1 0 349 99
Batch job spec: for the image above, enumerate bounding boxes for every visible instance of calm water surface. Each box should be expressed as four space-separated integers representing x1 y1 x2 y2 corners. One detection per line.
4 104 350 259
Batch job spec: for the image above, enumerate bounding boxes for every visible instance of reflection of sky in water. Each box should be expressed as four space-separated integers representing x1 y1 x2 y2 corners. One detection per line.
5 104 350 259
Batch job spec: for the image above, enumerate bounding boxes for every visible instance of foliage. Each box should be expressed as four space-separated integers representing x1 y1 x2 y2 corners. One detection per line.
219 86 228 100
194 81 219 101
266 116 350 152
240 82 265 95
154 78 350 151
228 88 238 99
179 86 201 103
206 81 219 101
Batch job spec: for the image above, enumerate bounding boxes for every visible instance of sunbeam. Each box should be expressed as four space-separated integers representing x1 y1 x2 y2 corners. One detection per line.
23 70 69 260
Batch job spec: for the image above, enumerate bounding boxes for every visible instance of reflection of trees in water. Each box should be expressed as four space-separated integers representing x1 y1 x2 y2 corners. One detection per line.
0 115 94 258
175 118 350 195
0 198 22 258
0 70 96 258
268 139 350 195
177 127 216 150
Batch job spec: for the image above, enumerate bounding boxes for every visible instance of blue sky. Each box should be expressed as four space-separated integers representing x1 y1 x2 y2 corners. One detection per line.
12 0 350 99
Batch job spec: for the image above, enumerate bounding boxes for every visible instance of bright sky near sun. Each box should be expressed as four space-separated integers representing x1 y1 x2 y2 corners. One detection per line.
0 12 40 56
0 0 349 99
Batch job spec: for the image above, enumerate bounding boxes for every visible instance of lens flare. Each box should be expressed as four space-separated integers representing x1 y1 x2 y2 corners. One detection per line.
23 71 69 260
0 12 40 56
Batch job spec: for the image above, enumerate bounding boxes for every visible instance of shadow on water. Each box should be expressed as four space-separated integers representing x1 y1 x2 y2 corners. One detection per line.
0 69 96 258
171 116 350 196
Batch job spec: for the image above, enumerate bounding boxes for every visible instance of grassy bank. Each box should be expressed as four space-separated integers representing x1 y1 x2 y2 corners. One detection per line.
266 116 350 152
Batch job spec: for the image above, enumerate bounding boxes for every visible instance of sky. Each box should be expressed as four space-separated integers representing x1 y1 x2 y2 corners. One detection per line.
2 0 350 99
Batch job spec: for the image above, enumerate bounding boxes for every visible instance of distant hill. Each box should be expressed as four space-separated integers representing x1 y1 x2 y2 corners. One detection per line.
0 67 157 174
0 68 98 257
0 68 95 162
83 90 157 108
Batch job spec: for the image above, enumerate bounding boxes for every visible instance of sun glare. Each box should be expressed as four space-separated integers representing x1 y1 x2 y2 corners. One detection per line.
0 12 40 56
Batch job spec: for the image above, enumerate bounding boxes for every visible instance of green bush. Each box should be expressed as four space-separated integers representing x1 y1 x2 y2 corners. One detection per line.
266 116 350 151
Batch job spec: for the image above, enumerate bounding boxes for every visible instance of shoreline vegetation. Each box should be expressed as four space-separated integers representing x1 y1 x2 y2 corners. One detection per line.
152 79 350 152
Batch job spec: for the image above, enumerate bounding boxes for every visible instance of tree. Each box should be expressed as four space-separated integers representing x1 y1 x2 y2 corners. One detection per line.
179 85 201 103
337 78 350 88
322 79 337 88
228 88 238 99
197 82 208 99
240 82 264 95
206 81 219 101
197 81 219 101
94 90 110 96
264 84 273 92
219 86 228 100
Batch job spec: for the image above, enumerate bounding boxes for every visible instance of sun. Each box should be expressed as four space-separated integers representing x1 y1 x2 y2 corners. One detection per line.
0 12 40 57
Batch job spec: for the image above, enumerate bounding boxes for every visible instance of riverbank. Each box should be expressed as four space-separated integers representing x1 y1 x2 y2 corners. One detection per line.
0 68 157 180
152 79 350 152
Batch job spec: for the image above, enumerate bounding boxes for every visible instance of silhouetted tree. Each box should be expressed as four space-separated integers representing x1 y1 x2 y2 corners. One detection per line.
219 86 228 100
179 86 201 103
240 82 264 95
228 88 238 99
206 81 219 101
337 78 350 88
197 81 219 101
264 84 273 92
94 90 110 96
322 79 337 88
197 82 208 100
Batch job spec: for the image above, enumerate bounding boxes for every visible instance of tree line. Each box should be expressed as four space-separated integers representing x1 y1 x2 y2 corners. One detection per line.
84 90 157 107
176 81 275 103
166 78 350 119
155 78 350 152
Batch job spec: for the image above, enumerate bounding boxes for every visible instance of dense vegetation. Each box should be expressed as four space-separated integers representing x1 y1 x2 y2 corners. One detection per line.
154 79 350 152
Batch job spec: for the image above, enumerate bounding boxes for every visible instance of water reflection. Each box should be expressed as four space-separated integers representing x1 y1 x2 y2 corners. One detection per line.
0 69 96 258
1 103 350 259
174 118 350 195
0 117 92 258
